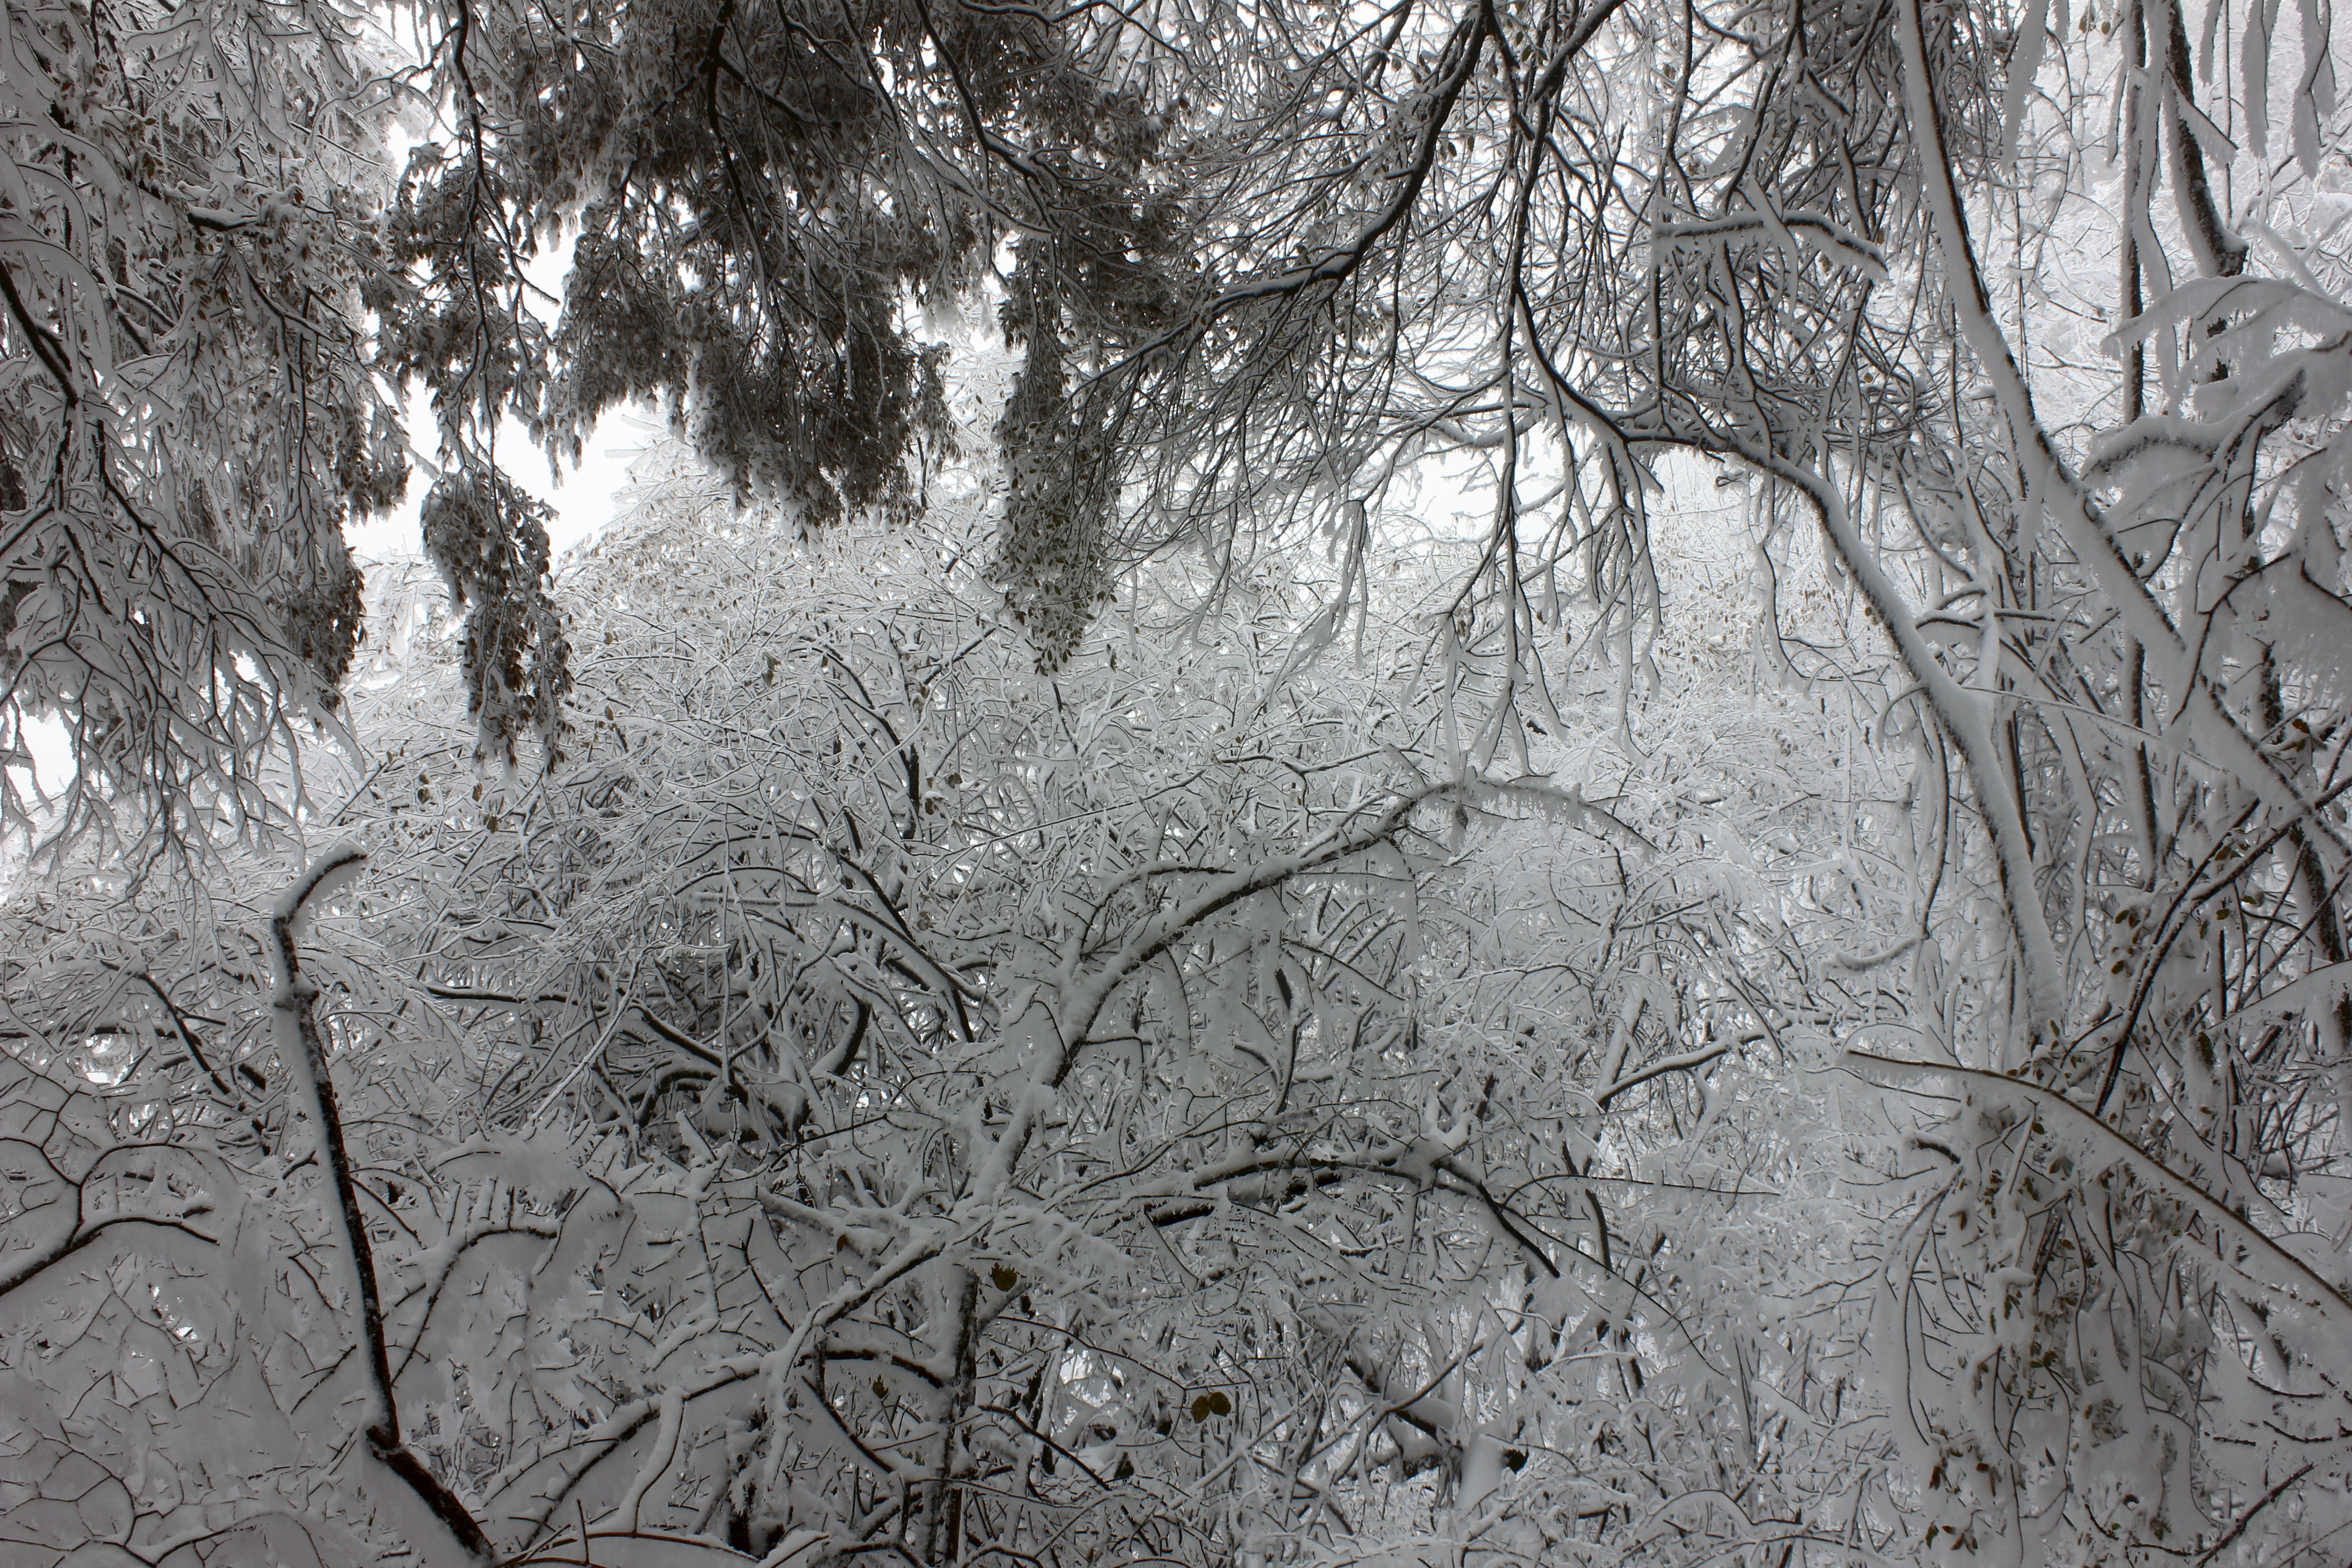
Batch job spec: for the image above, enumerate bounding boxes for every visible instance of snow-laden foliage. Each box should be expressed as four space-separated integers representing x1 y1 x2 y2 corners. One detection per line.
6 0 2352 1562
945 0 2352 1554
0 0 405 862
5 458 1929 1567
10 427 2347 1563
380 0 1196 749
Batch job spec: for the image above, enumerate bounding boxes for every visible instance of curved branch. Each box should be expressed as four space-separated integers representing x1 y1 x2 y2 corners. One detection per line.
274 846 494 1563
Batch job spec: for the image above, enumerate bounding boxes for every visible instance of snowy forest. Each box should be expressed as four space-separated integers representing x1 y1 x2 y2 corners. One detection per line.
3 0 2351 1563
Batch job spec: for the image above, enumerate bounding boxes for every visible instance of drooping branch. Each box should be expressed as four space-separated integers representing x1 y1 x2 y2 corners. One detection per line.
1847 1049 2352 1338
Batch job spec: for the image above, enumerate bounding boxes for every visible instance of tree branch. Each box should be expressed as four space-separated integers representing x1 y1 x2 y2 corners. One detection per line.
274 847 494 1563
